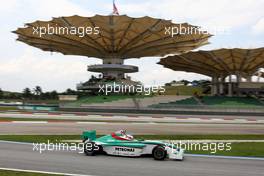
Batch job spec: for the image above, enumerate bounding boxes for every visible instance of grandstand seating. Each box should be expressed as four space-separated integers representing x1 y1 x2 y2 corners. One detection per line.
149 97 199 108
79 95 190 108
201 96 262 107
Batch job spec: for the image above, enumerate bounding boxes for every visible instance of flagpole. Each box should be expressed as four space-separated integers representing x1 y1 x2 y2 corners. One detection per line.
113 0 114 9
112 0 119 16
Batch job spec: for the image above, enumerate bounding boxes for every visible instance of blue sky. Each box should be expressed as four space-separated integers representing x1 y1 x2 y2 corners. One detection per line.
0 0 264 92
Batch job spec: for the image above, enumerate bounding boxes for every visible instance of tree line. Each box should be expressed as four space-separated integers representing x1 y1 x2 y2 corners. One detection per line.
0 86 78 100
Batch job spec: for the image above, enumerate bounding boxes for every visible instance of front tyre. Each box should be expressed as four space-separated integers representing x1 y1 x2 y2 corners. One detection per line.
84 142 96 156
152 146 167 160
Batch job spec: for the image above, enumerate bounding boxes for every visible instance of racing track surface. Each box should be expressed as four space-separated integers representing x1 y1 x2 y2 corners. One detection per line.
0 122 264 135
0 141 263 176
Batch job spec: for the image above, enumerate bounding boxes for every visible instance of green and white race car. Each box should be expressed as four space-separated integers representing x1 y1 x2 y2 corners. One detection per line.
82 130 184 161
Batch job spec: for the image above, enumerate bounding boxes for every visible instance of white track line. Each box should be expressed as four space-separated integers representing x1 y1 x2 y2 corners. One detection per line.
186 154 264 161
211 118 225 121
187 118 203 121
0 167 94 176
130 122 157 125
76 122 108 124
257 120 264 123
12 121 48 124
0 140 32 145
112 115 128 118
87 115 102 118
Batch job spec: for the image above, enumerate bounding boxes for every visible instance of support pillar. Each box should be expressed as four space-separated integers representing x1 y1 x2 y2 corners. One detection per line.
246 75 252 82
236 74 242 96
219 76 224 95
211 76 215 96
211 76 218 96
228 75 233 97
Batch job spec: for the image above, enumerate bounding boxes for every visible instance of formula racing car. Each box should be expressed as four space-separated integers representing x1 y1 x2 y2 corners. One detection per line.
82 130 184 161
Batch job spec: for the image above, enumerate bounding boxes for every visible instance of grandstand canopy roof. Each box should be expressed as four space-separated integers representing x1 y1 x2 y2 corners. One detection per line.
158 48 264 77
13 15 211 59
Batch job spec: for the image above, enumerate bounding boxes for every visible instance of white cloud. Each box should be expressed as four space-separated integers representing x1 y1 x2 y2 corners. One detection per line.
252 18 264 35
25 0 93 19
0 0 18 14
0 48 100 92
0 0 96 92
119 0 264 29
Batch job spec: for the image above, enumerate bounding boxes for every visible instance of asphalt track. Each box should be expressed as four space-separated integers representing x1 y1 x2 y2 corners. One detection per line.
0 141 263 176
2 111 264 120
0 122 264 135
0 111 264 135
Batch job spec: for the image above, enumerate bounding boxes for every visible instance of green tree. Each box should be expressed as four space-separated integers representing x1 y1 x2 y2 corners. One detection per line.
22 88 32 99
40 92 48 99
180 79 190 86
50 91 58 99
34 86 42 96
0 88 3 99
65 88 76 95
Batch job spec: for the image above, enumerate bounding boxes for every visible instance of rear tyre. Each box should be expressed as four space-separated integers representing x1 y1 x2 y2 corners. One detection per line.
84 142 96 156
152 146 167 160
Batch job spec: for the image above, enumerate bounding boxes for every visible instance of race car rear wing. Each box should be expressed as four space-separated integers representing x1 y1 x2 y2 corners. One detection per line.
82 130 96 141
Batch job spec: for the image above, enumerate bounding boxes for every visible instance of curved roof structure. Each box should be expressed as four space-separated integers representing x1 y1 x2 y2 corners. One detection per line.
13 15 211 59
158 48 264 77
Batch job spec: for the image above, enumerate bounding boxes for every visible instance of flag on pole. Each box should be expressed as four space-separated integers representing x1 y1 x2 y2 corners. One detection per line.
112 0 119 15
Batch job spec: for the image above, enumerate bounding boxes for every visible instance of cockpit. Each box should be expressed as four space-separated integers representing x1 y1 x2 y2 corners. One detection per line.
111 130 134 141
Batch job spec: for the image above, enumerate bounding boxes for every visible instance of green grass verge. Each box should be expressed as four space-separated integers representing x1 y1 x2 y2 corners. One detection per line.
0 117 54 121
0 106 18 111
186 142 264 157
0 99 59 105
0 170 58 176
161 86 203 95
0 135 264 157
67 94 152 106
